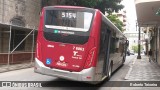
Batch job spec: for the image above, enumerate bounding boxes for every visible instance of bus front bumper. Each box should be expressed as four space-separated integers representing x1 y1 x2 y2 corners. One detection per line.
34 58 95 81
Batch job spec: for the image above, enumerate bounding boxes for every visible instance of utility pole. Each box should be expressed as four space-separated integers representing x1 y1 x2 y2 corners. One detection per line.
137 22 141 59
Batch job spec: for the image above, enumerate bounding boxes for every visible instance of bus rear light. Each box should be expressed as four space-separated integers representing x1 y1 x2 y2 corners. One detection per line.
86 76 92 79
36 41 42 60
84 47 96 69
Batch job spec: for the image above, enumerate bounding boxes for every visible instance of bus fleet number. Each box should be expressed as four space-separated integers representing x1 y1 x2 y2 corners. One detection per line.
62 12 76 19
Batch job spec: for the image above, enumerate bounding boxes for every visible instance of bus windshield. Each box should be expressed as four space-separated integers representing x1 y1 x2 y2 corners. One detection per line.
44 10 94 44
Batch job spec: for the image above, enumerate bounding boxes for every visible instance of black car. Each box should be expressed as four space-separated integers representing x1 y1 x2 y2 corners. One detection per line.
127 49 130 56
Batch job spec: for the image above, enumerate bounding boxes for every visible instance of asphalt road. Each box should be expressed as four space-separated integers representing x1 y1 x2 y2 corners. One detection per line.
1 55 154 90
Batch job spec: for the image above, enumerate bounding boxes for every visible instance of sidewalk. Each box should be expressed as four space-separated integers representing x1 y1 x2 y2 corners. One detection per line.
0 62 34 73
125 55 160 81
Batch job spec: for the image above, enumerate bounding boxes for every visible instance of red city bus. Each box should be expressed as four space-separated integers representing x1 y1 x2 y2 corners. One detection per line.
34 6 128 83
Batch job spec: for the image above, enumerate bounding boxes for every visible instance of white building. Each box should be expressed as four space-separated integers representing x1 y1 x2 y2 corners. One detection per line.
135 0 160 64
112 9 127 31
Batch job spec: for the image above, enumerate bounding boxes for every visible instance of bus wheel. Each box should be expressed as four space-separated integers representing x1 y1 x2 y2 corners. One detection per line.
107 63 112 80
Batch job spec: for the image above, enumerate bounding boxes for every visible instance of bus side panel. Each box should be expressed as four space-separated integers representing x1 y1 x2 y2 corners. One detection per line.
109 32 127 73
89 10 102 68
36 8 45 61
89 10 104 81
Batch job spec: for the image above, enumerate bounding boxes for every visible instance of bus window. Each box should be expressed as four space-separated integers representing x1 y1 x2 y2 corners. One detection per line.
110 31 118 53
99 21 106 54
43 10 94 44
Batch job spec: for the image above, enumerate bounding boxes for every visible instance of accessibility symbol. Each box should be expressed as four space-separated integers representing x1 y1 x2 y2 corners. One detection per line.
46 58 52 65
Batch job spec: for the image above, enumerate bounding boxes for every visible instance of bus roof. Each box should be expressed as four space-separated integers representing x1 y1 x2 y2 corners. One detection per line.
44 5 94 10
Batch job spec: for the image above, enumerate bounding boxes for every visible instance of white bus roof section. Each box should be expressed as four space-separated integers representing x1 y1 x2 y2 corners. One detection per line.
135 0 160 27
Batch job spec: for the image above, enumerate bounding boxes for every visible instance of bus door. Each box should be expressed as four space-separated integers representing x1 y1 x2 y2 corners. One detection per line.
102 30 111 76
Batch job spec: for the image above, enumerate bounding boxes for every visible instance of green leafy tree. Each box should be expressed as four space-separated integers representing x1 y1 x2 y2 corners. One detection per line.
95 0 124 14
65 0 97 8
107 14 123 31
132 45 143 53
64 0 124 14
132 45 138 53
41 0 124 14
105 0 124 14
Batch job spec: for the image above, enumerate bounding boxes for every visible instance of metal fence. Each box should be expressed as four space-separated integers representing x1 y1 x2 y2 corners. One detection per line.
0 24 37 72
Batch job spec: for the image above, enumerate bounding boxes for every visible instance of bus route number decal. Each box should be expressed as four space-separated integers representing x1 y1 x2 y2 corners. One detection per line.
62 12 76 19
73 46 84 51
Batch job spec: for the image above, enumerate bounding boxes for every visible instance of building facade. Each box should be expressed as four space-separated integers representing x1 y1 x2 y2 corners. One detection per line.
112 9 127 31
0 0 41 64
0 0 41 28
135 0 160 65
124 31 145 53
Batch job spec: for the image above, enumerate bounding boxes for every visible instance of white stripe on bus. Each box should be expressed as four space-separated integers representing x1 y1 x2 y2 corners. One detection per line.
45 25 88 32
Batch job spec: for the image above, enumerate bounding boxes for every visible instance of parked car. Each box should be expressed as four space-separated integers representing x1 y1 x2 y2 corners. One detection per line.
127 49 130 56
130 50 135 55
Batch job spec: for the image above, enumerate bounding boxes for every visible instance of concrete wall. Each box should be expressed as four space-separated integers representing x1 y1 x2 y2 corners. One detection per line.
0 0 41 53
0 0 41 64
0 0 41 28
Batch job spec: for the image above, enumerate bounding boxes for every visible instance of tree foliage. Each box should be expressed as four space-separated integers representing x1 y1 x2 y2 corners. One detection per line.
132 45 143 53
132 45 138 53
42 0 124 14
105 0 124 14
65 0 97 8
64 0 124 14
107 14 123 31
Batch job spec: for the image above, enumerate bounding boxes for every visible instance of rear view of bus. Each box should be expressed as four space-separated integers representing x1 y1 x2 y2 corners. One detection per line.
35 6 100 81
